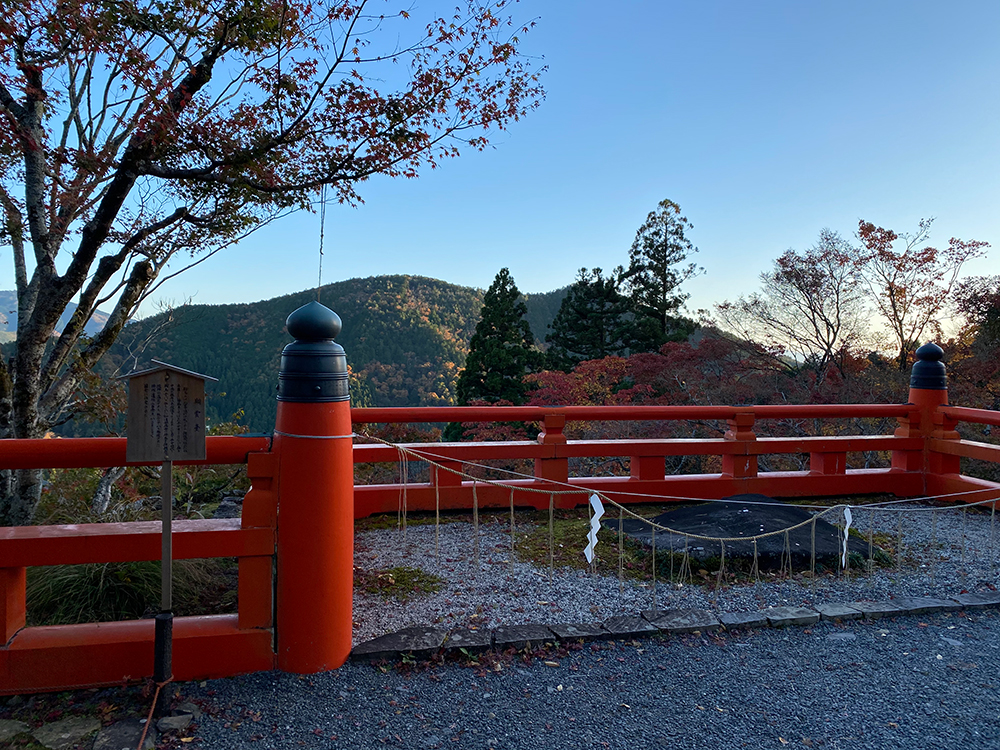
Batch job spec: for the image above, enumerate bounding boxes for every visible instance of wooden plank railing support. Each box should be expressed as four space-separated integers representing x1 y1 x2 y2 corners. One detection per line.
892 408 925 472
809 451 847 476
535 414 570 504
928 411 961 476
722 410 757 480
630 455 665 481
1 567 26 645
239 451 278 631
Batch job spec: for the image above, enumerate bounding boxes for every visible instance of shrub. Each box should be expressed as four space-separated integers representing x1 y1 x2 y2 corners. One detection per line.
26 558 231 626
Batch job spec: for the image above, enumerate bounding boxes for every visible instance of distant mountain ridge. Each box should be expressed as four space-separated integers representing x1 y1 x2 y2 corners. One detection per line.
102 275 567 432
0 290 109 338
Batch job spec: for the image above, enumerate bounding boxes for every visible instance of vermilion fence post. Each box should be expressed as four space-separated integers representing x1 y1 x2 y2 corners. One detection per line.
273 302 354 673
893 343 956 487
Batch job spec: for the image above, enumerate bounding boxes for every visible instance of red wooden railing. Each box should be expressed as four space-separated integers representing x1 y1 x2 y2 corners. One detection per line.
0 436 276 693
350 403 940 516
2 397 999 695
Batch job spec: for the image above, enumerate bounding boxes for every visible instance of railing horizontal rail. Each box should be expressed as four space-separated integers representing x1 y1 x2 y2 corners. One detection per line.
0 519 274 567
928 438 1000 464
352 404 913 424
2 615 275 694
353 435 922 464
940 406 1000 428
0 435 271 470
352 468 928 517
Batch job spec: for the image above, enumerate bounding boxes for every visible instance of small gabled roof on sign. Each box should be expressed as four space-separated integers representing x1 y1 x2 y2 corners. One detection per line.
118 359 219 382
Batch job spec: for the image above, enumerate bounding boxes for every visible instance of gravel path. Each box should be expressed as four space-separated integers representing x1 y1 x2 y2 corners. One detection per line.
175 501 1000 750
353 503 1000 644
185 608 1000 749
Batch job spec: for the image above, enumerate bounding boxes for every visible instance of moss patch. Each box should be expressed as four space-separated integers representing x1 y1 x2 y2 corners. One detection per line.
356 512 473 532
514 506 676 581
355 566 444 602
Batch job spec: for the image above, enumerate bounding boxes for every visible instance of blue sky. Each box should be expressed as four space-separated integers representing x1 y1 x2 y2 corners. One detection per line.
153 0 1000 317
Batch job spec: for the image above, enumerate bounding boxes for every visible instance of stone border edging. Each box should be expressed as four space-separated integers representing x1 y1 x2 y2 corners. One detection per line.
349 592 1000 663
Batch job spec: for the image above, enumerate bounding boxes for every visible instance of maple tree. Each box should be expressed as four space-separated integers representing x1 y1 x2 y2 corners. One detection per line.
0 0 543 524
955 275 1000 350
950 275 1000 419
715 229 868 387
855 218 988 369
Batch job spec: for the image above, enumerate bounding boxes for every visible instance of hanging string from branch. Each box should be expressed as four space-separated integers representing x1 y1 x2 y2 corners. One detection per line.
668 531 675 585
317 183 327 302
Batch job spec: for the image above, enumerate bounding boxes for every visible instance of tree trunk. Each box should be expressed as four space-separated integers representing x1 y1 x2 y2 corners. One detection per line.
1 469 43 526
1 335 47 526
92 467 127 515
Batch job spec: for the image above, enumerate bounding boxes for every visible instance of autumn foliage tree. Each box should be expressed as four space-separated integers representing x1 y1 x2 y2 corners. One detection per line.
0 0 543 524
715 229 868 387
855 218 988 368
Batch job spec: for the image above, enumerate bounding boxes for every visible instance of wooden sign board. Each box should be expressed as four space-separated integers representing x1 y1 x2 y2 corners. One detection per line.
123 362 216 462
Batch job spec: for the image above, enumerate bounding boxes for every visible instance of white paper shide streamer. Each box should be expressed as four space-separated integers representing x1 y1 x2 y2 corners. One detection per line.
584 494 605 563
841 506 853 569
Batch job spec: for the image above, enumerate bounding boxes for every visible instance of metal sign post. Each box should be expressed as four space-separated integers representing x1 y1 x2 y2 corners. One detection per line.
120 360 216 715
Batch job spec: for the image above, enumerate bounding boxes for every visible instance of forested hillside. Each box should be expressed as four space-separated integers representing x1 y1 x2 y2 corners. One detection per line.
523 286 569 345
98 275 563 432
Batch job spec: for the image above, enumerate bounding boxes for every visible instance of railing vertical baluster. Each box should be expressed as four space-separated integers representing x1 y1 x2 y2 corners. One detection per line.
535 414 569 505
0 566 26 644
722 409 757 485
239 451 278 631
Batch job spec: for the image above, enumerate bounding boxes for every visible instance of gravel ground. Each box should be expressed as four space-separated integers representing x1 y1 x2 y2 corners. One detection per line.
352 502 1000 644
172 501 1000 750
185 609 1000 749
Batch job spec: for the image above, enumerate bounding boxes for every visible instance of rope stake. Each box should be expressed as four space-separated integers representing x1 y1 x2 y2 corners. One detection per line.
548 493 555 583
472 480 480 573
509 488 515 575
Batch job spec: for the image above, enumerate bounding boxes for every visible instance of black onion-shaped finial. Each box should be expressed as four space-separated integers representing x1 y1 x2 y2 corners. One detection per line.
910 342 947 390
285 301 342 341
277 301 349 403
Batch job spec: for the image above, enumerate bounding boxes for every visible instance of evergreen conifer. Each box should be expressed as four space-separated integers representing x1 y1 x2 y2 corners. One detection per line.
622 199 702 350
456 269 542 405
545 268 633 370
